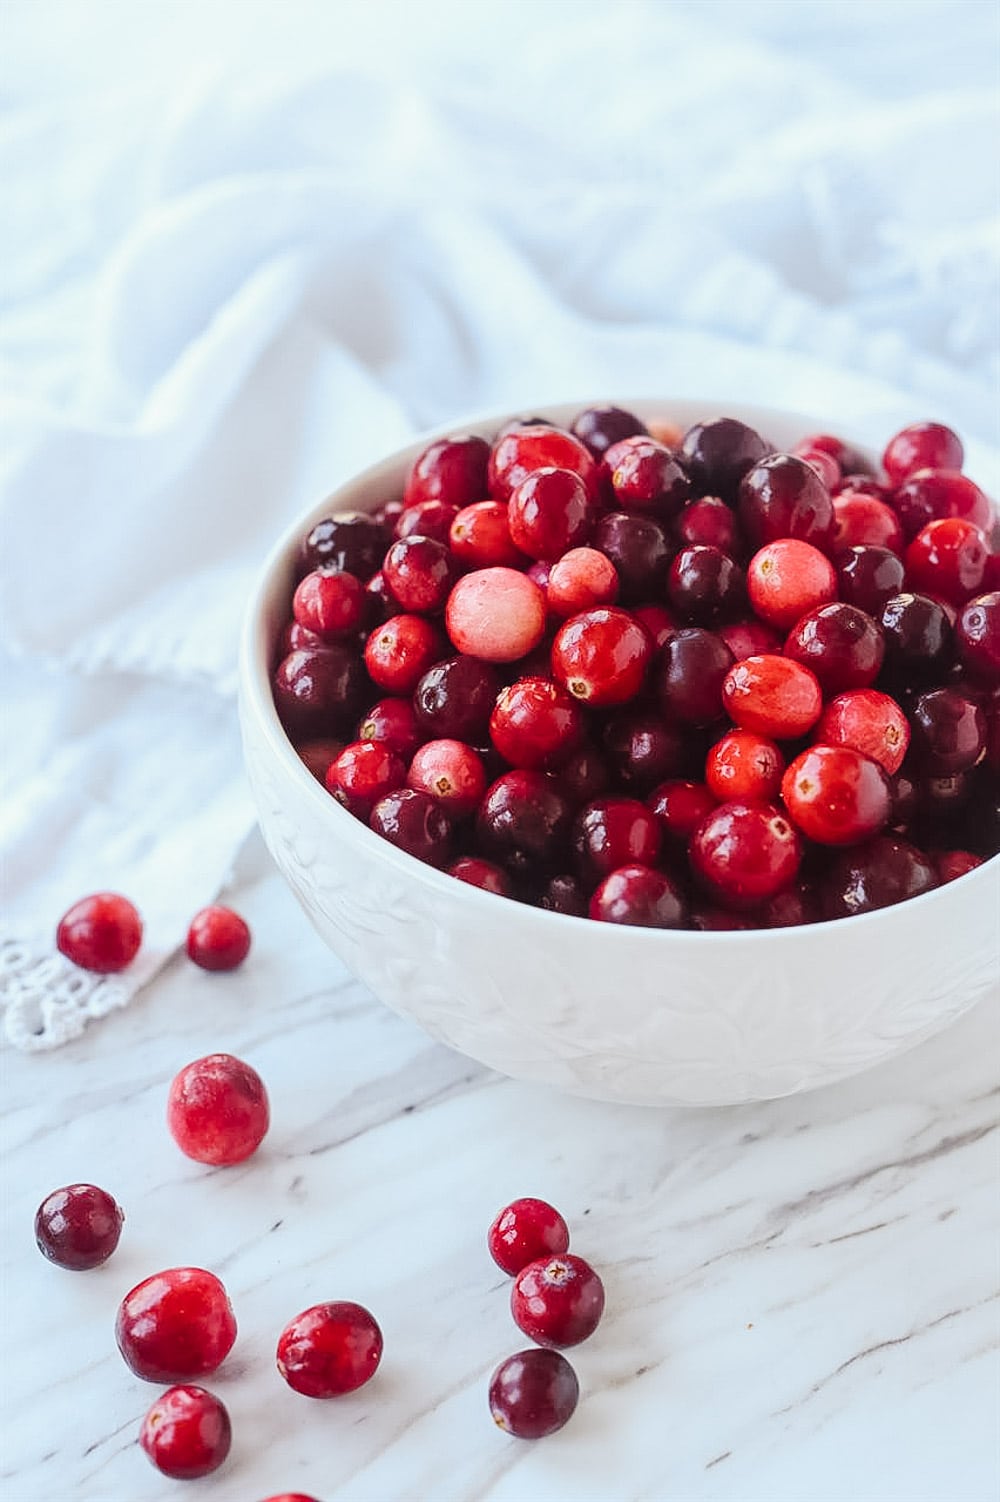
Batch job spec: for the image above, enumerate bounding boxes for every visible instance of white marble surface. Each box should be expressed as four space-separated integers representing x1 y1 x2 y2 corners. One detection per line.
3 834 999 1502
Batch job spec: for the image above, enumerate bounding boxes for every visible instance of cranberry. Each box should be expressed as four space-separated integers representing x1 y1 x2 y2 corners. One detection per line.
909 688 986 773
369 787 453 866
831 493 904 554
292 568 365 640
605 436 691 517
667 544 746 624
796 446 841 491
395 498 461 544
276 1302 383 1398
139 1385 231 1480
722 655 823 739
689 801 802 908
490 677 583 769
738 453 834 550
718 617 783 661
450 500 526 568
476 771 574 876
116 1267 237 1382
383 535 457 614
680 417 771 503
551 607 652 706
631 602 677 650
572 797 661 881
363 569 396 626
590 864 688 928
403 434 490 509
357 697 423 759
746 539 837 630
571 403 648 459
936 850 984 883
539 874 589 916
602 709 684 792
676 496 740 554
364 615 442 695
488 1198 570 1276
657 627 734 725
905 518 989 605
511 1254 605 1347
781 746 891 846
893 470 993 538
56 893 142 974
799 432 875 479
34 1184 123 1270
489 1349 580 1440
882 422 964 484
296 737 345 782
706 729 784 802
167 1053 269 1166
784 602 885 694
821 835 938 918
835 545 906 615
557 741 611 803
956 592 1000 684
274 645 368 733
817 689 910 774
760 882 817 928
880 593 953 681
547 547 619 617
488 425 600 504
592 511 672 601
277 619 324 657
447 856 513 896
647 779 717 842
507 467 594 561
325 740 405 818
690 906 757 931
407 739 487 817
186 905 252 972
447 568 547 662
299 512 383 579
414 655 500 741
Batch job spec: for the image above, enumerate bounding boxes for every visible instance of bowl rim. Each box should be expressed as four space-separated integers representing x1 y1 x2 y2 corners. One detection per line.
239 394 999 945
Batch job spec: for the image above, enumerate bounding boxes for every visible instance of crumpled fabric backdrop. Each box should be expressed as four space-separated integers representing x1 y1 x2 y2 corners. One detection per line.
2 0 998 1046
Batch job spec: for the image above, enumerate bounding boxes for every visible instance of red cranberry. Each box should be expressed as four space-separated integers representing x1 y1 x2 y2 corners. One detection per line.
647 779 717 842
139 1385 231 1480
547 546 619 617
383 535 457 613
572 797 661 881
277 619 324 657
795 445 841 491
676 495 741 554
905 518 989 605
539 874 589 916
489 1349 580 1439
357 697 423 759
722 655 823 739
490 677 583 770
632 602 678 650
276 1302 383 1398
605 436 691 517
956 592 1000 684
689 801 802 908
680 418 771 503
657 627 734 725
590 864 688 928
369 787 453 866
447 856 513 896
446 568 547 662
488 425 600 504
592 511 672 601
326 740 407 818
746 539 837 629
893 470 993 538
738 453 835 551
572 403 648 459
817 689 910 774
909 688 986 773
488 1198 570 1276
667 544 746 624
509 467 594 560
882 422 964 484
476 771 574 876
364 615 443 695
718 617 783 661
404 434 490 509
296 737 345 782
784 603 885 694
35 1184 123 1270
551 607 652 706
395 498 461 544
880 593 953 681
293 568 365 639
782 746 891 846
936 850 984 883
56 893 142 974
831 493 904 553
835 545 906 615
821 835 938 918
511 1254 605 1347
274 645 368 733
116 1267 237 1382
602 709 685 793
799 432 876 479
414 654 500 741
167 1053 269 1166
706 729 784 802
407 739 487 817
299 512 383 579
450 499 526 568
186 906 252 972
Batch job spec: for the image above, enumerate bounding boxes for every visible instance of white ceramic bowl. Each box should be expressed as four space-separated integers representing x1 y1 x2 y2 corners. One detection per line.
239 399 999 1106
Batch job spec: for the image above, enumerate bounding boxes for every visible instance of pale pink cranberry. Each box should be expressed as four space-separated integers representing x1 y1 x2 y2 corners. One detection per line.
186 906 251 972
446 568 547 662
816 690 910 774
407 739 487 817
168 1053 269 1165
746 539 838 629
547 547 620 617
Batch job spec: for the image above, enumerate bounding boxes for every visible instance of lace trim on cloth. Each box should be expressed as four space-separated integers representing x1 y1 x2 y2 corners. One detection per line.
0 926 139 1051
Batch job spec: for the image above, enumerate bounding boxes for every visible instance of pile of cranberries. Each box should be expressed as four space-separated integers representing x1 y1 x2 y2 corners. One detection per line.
272 409 998 928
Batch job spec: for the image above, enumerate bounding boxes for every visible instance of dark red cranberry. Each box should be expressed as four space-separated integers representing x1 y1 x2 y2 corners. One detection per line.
56 893 142 974
604 436 691 517
296 737 345 782
547 547 620 616
447 856 513 896
276 1302 383 1397
936 850 984 883
167 1053 269 1166
680 417 771 503
551 607 652 706
490 677 583 770
667 544 745 624
509 467 594 561
407 739 487 817
738 453 835 550
35 1184 124 1270
889 770 919 828
893 470 992 538
326 740 407 818
558 742 611 803
450 499 526 568
369 788 453 866
782 746 891 845
299 512 383 579
572 797 662 881
363 569 396 626
357 696 423 759
414 655 500 741
446 567 548 662
706 729 784 802
589 864 688 928
800 432 876 478
488 1198 570 1275
647 779 717 842
277 619 324 658
821 835 938 918
116 1267 237 1382
383 535 457 613
476 771 574 876
186 906 252 971
760 882 817 928
395 498 461 544
293 568 365 640
835 545 906 615
722 655 822 739
592 511 672 601
832 493 904 553
488 425 600 504
689 801 802 908
909 688 986 773
880 593 953 682
784 603 885 694
882 422 964 485
571 403 648 459
905 519 988 604
511 1254 605 1347
817 689 910 774
689 906 757 931
539 874 589 916
676 496 740 554
955 592 1000 684
656 627 734 726
747 539 836 629
139 1385 231 1480
489 1349 580 1439
916 768 977 824
403 434 490 509
602 709 685 792
718 617 783 661
273 645 368 734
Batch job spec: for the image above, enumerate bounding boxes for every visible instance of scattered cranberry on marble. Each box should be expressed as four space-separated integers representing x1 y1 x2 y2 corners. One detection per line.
167 1053 270 1166
511 1253 606 1348
116 1267 237 1382
276 1302 383 1398
186 905 252 972
489 1349 580 1439
34 1183 124 1270
488 1198 571 1276
139 1385 231 1480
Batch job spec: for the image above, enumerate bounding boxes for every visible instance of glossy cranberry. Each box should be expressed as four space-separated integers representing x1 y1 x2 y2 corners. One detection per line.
604 436 691 517
116 1267 237 1382
909 688 986 774
277 619 324 657
363 569 396 627
657 627 734 725
781 746 891 846
676 496 740 555
936 850 984 883
369 787 453 866
555 743 609 804
490 678 583 770
395 498 461 544
784 603 884 694
274 645 368 733
666 544 745 624
722 655 822 739
831 493 904 554
488 425 600 504
450 499 526 568
589 864 688 928
689 801 802 908
893 470 993 538
447 856 513 896
326 740 407 817
276 1302 383 1398
795 445 841 491
746 539 837 630
571 403 648 459
539 874 589 916
364 615 443 695
299 512 383 579
880 593 953 681
186 906 252 972
680 418 771 503
547 547 619 617
889 769 919 828
35 1184 123 1270
488 1198 570 1276
602 709 684 792
56 893 142 974
511 1253 605 1347
292 568 365 642
882 422 964 484
383 535 457 613
592 511 672 601
647 779 717 842
551 607 652 706
905 518 989 605
407 739 487 817
296 737 345 782
835 545 906 615
821 835 938 918
955 592 1000 684
414 654 500 741
629 603 675 650
508 467 594 561
817 689 910 774
572 797 661 881
706 729 784 802
446 568 547 662
800 432 876 479
476 771 574 876
403 434 490 509
139 1385 231 1480
167 1053 269 1166
357 696 423 759
718 617 783 661
489 1348 580 1439
738 453 834 551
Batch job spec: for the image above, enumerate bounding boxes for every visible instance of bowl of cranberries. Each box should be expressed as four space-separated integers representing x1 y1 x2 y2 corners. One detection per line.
239 399 999 1106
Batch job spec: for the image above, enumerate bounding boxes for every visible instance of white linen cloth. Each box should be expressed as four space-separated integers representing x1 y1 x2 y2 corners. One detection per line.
2 0 998 1047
